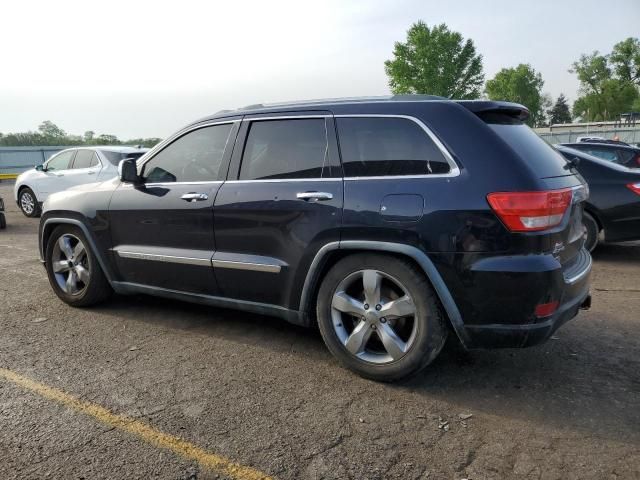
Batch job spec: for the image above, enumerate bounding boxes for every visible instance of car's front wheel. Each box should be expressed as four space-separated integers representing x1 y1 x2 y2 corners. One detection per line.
18 187 40 217
45 225 112 307
316 253 447 382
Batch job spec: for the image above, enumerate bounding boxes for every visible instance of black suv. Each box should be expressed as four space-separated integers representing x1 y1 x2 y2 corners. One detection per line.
39 96 592 381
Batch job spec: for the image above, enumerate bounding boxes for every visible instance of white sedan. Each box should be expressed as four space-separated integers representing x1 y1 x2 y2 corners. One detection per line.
14 146 148 217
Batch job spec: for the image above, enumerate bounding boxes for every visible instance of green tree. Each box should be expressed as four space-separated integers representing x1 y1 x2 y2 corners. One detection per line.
485 64 545 126
573 79 638 121
548 94 572 124
609 37 640 85
38 120 66 139
384 21 484 99
84 130 95 142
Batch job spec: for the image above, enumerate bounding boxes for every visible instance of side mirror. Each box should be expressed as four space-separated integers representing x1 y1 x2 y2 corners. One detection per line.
118 158 140 184
36 164 44 172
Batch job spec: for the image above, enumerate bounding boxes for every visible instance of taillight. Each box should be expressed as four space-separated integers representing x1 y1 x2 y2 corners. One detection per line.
628 183 640 195
535 301 559 318
487 188 573 232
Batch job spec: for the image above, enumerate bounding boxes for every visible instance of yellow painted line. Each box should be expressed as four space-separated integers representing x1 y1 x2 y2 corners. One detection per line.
0 367 273 480
0 173 18 179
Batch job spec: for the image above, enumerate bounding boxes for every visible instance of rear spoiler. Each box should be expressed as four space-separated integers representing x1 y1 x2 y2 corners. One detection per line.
455 100 530 121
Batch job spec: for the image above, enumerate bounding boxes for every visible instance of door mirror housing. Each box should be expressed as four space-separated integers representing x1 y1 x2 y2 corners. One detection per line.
118 158 140 184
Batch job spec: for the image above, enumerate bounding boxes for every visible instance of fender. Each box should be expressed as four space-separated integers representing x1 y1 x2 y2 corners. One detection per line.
40 217 116 284
300 240 470 347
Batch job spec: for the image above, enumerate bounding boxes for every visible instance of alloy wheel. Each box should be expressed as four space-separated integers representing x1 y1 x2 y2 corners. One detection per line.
51 234 90 296
331 269 418 364
20 192 35 215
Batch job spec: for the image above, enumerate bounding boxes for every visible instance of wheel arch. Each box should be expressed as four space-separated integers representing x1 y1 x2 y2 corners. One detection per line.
41 217 115 284
300 241 470 347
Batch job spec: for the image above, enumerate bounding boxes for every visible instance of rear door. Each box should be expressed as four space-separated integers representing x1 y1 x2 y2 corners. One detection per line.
212 112 343 309
65 149 102 187
109 120 239 295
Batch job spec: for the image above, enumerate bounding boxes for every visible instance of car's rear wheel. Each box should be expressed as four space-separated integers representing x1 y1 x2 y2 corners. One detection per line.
45 225 112 307
0 212 6 229
19 187 40 217
583 211 600 252
316 253 447 382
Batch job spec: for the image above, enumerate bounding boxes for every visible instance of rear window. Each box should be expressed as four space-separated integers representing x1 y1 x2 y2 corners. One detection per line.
100 150 146 166
481 113 570 178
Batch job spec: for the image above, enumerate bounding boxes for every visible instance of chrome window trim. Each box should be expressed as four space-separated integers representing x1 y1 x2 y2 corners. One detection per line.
225 178 341 184
119 180 223 188
115 250 212 267
211 259 281 273
243 114 332 121
334 114 461 179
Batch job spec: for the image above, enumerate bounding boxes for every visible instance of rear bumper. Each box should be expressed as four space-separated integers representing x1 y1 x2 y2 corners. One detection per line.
436 248 593 349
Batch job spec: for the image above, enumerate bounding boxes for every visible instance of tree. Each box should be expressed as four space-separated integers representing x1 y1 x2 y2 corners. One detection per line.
84 130 95 142
570 40 640 121
485 64 545 126
548 94 572 124
38 120 66 139
384 21 484 99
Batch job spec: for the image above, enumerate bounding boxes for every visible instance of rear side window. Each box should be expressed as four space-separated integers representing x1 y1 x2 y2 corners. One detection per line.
100 150 146 166
72 150 96 169
142 124 233 183
336 117 451 177
46 150 75 171
583 147 618 163
240 119 328 180
482 113 569 178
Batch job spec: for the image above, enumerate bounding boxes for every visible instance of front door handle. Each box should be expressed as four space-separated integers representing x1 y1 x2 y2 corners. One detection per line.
296 191 333 201
181 192 209 202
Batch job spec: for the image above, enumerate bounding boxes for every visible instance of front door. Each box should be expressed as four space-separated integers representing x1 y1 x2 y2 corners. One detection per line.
39 150 77 200
109 120 239 295
213 113 343 310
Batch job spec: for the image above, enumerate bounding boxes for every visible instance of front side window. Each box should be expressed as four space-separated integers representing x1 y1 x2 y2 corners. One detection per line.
336 117 451 177
72 150 96 169
239 119 328 180
46 150 75 171
142 124 233 183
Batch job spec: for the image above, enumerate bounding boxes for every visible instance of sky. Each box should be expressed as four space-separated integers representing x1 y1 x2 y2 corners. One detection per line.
1 0 638 139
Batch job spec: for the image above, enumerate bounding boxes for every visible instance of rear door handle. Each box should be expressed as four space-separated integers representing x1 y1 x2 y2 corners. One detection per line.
296 191 333 201
181 193 209 202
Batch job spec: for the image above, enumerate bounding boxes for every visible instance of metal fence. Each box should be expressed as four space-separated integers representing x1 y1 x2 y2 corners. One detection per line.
0 147 69 178
537 126 640 145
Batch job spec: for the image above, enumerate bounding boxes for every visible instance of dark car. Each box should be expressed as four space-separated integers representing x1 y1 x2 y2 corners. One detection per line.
556 145 640 251
560 142 640 169
38 96 592 381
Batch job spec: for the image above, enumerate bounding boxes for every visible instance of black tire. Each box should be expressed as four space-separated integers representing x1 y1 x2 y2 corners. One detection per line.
0 212 6 229
45 225 112 307
316 253 448 382
583 211 600 253
18 187 41 217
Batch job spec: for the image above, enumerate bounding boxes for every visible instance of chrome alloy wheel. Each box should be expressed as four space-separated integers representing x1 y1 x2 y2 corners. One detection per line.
331 269 418 364
20 191 35 215
51 234 90 295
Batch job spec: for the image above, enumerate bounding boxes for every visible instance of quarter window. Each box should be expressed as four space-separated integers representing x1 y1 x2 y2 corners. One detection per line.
46 151 75 171
336 117 451 177
142 124 233 183
239 119 328 180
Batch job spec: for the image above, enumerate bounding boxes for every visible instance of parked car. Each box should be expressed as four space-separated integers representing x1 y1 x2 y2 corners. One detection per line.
556 145 640 251
14 146 148 217
38 97 592 381
560 141 640 169
0 196 6 229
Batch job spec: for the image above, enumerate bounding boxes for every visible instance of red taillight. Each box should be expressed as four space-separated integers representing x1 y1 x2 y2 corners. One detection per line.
487 189 573 232
627 183 640 195
535 301 559 318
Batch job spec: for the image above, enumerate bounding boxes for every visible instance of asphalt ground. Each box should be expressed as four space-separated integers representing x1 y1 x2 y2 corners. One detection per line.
0 182 639 480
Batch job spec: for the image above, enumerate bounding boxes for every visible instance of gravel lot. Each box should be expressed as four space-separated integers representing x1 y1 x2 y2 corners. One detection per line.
0 181 639 480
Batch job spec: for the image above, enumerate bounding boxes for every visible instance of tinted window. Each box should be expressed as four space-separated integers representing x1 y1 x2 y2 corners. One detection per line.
100 150 146 166
72 150 95 169
46 151 75 171
336 117 450 177
240 119 328 180
142 124 233 183
483 114 569 178
582 147 618 162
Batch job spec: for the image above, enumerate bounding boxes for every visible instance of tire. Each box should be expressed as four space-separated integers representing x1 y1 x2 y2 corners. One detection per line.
18 187 40 217
45 225 112 307
0 212 6 229
316 253 448 382
583 211 600 253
